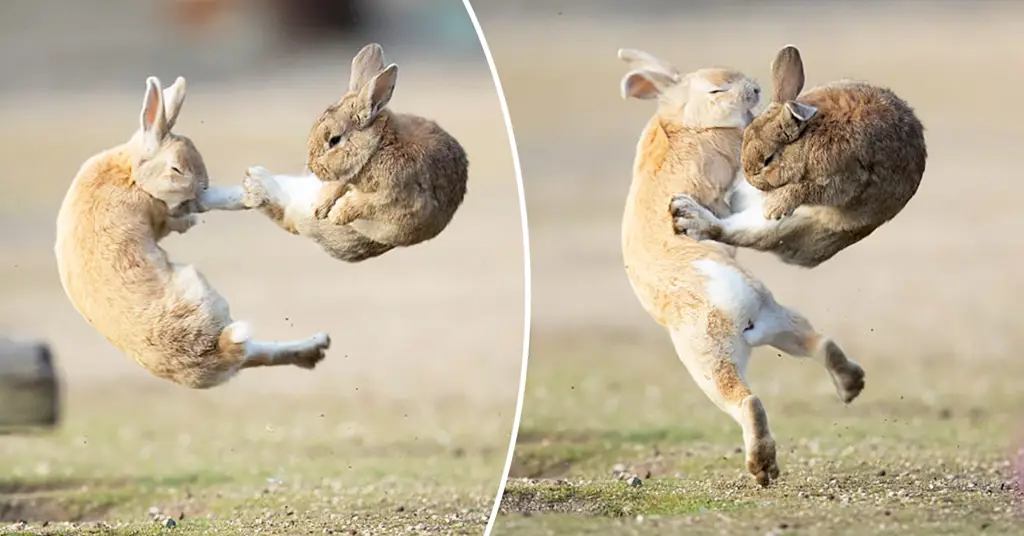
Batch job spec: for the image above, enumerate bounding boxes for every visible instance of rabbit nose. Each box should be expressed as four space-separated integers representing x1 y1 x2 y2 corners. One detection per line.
745 84 761 105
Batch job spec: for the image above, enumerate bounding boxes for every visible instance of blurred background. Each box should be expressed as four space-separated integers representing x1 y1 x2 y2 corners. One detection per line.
0 1 523 532
473 1 1024 533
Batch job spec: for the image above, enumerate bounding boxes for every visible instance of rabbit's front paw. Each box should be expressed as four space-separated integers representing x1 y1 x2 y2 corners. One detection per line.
326 192 359 226
762 192 797 221
669 194 719 240
242 167 271 208
294 333 331 370
313 181 348 220
167 214 199 234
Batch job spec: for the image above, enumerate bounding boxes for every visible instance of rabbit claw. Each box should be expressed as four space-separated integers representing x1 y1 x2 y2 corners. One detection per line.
670 194 719 240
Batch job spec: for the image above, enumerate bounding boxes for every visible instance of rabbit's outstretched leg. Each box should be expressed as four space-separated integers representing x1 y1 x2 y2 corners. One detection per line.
242 166 329 234
669 321 779 487
743 298 865 404
195 186 250 212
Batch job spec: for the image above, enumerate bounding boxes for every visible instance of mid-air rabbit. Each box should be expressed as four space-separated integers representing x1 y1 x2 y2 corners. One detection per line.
240 43 469 262
669 45 927 267
617 48 864 485
54 76 331 389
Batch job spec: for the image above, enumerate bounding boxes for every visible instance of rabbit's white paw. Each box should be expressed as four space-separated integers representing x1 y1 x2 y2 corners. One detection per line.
242 167 272 208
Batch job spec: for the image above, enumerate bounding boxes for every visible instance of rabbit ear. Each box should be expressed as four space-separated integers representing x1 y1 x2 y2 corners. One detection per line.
349 43 386 93
139 76 168 156
621 69 673 100
771 45 805 103
357 63 398 127
618 48 680 81
161 76 187 130
784 101 818 123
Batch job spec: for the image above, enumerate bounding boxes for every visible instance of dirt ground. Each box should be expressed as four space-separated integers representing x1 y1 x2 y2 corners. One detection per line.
474 2 1024 534
0 3 525 534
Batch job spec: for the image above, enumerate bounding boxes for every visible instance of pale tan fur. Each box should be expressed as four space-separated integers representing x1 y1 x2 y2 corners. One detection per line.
618 49 865 486
241 43 469 263
54 76 331 389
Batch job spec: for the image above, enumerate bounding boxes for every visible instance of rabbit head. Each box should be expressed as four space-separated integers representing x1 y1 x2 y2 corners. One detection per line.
306 43 399 183
130 76 209 209
618 48 760 130
740 45 820 189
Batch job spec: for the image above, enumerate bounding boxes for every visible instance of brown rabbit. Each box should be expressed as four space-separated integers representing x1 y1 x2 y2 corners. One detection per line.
669 45 927 268
54 76 331 389
617 48 864 486
241 43 469 262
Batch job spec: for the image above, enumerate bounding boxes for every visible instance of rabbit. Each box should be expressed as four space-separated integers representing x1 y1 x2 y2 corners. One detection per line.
239 42 469 262
669 44 927 268
54 76 331 389
617 48 865 486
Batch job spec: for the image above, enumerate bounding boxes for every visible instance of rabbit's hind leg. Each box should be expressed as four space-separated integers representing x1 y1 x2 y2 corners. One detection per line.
237 328 331 370
744 297 865 404
669 321 779 487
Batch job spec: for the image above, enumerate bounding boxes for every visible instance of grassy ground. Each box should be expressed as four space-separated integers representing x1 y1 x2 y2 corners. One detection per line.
492 330 1023 535
1 385 506 535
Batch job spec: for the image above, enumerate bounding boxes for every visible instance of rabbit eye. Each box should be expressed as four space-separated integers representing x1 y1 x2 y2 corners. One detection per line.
170 166 183 175
709 88 727 94
327 135 343 148
763 153 775 168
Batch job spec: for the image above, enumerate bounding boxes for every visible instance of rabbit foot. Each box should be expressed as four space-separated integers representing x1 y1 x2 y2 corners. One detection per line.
326 191 360 226
167 214 199 234
669 194 720 240
242 167 272 208
829 360 866 404
746 435 780 487
293 333 331 369
762 191 798 220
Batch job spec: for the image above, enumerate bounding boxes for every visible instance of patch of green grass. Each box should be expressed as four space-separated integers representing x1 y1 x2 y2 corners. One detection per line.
493 328 1024 535
1 385 508 535
500 479 752 517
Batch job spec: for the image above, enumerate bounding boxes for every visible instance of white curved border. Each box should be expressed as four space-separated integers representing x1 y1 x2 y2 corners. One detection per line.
458 1 531 535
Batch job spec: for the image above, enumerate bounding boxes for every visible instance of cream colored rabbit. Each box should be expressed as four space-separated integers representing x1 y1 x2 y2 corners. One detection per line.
54 76 331 389
617 48 865 485
239 43 469 262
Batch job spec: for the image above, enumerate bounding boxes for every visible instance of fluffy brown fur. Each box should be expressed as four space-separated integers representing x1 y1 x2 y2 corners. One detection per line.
670 45 927 267
55 76 331 389
618 49 864 486
241 43 469 262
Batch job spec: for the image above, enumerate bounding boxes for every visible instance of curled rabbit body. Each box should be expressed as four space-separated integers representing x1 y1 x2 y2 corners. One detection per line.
618 49 864 486
54 76 331 389
241 43 469 262
670 45 927 267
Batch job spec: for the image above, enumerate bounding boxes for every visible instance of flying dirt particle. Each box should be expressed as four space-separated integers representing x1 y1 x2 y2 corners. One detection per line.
395 505 405 513
878 469 887 476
